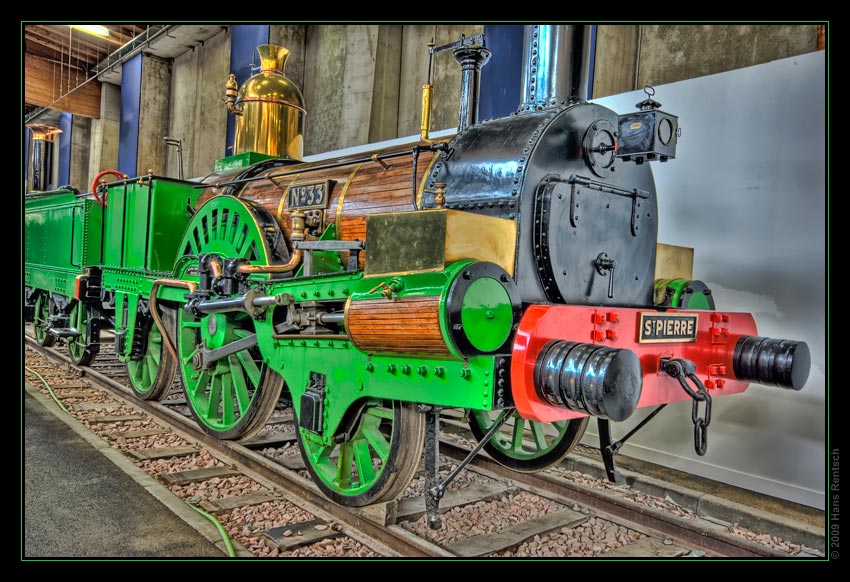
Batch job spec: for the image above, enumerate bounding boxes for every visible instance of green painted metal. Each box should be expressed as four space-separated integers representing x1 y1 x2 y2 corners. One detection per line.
295 223 345 277
253 260 499 445
298 401 396 498
460 277 513 352
175 199 279 436
25 192 103 298
33 292 54 346
214 152 275 173
101 178 201 273
472 410 569 461
655 278 713 310
66 301 94 365
126 319 165 396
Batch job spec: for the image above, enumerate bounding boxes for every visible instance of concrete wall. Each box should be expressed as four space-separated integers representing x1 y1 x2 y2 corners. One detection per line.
68 116 91 189
593 24 818 98
168 27 231 177
64 24 821 183
137 55 171 175
87 82 120 186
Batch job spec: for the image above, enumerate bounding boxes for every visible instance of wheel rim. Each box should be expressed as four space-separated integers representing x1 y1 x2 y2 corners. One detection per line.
127 321 164 395
67 302 88 362
297 400 423 505
469 409 588 472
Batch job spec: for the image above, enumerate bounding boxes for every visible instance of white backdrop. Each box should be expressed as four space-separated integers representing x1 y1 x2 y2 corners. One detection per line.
593 51 826 509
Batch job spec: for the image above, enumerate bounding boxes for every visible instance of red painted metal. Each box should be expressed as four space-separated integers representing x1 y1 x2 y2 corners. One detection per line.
511 304 758 422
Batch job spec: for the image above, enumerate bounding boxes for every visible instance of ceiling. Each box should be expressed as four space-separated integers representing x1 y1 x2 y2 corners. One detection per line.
24 24 227 119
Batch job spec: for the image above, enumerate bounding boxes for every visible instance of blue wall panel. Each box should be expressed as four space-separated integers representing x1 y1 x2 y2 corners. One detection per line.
479 25 524 121
225 25 270 155
57 112 73 186
118 54 142 178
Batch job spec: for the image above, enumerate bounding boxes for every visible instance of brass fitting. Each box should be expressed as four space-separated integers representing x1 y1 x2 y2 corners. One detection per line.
225 73 242 116
424 182 447 209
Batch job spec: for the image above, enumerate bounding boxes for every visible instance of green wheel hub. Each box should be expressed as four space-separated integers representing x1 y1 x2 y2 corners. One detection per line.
296 400 425 506
67 302 95 366
469 409 588 473
33 293 55 347
461 277 513 352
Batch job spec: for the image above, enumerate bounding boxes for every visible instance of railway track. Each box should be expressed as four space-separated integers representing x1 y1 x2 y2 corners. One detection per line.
24 333 816 558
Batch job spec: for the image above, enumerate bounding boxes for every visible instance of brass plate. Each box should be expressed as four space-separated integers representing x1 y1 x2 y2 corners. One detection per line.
364 209 517 278
638 312 698 343
655 243 694 281
365 211 447 277
287 179 330 210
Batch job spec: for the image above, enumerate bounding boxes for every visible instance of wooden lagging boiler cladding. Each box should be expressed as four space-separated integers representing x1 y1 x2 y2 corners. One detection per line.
24 26 811 527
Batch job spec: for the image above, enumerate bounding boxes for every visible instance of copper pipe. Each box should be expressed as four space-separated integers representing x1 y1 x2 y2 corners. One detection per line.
208 257 223 278
149 279 197 361
236 248 303 274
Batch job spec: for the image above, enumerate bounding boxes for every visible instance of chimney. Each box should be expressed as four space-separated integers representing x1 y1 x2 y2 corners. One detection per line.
519 25 593 112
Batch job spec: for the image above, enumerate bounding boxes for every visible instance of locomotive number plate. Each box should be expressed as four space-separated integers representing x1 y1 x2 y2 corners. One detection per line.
288 180 329 210
638 313 698 343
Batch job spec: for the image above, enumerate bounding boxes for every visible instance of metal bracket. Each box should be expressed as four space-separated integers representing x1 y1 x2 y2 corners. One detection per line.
193 334 258 371
421 406 513 529
660 358 712 456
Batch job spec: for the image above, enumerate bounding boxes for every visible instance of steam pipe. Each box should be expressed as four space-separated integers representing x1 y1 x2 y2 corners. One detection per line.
149 279 198 361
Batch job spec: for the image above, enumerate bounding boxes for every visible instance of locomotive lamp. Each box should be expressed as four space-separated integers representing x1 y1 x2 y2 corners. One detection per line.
616 85 679 164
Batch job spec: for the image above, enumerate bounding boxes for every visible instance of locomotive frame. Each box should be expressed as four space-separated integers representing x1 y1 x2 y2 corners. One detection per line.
24 26 812 529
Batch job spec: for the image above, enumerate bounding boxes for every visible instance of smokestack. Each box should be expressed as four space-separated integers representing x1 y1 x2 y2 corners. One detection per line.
519 25 593 112
26 124 62 193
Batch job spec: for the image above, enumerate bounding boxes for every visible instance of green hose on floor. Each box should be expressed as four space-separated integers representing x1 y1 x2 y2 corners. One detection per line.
188 503 237 557
25 365 70 414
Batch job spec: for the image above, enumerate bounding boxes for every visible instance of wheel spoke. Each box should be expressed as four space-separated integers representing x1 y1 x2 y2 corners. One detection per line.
336 442 353 488
144 352 158 386
530 421 548 450
228 356 251 415
352 439 375 485
221 373 235 425
235 350 261 387
511 417 526 452
206 375 222 421
362 424 390 462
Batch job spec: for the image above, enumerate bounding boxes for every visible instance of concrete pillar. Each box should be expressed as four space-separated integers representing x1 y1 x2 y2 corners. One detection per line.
269 25 307 88
636 25 818 88
302 25 402 155
593 25 639 98
69 115 92 189
88 82 120 184
168 27 231 178
137 55 172 175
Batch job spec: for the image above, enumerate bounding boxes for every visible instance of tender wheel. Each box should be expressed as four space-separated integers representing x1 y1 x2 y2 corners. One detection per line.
468 409 588 473
33 292 56 347
296 400 425 507
127 307 178 401
178 308 284 440
67 302 97 366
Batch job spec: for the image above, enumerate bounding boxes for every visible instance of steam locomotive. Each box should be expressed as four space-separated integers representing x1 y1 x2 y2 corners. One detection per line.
24 25 810 526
